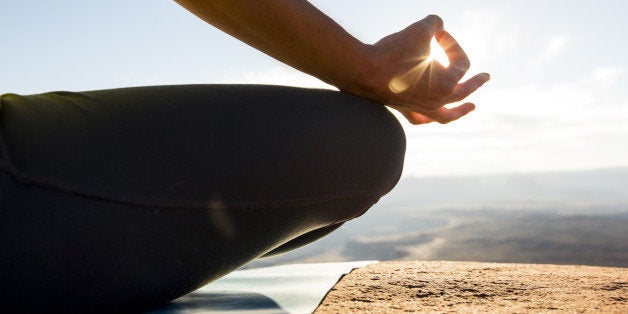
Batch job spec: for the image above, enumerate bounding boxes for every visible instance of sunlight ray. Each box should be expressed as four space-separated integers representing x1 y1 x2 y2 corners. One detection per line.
428 37 450 67
388 59 431 94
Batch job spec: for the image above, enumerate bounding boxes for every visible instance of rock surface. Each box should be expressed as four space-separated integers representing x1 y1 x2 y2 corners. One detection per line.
315 261 628 313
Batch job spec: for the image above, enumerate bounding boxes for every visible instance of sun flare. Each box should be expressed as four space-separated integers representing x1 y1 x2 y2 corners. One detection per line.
429 37 450 67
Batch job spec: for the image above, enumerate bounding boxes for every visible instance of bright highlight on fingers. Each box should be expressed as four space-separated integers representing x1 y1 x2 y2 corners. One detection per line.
400 102 476 125
428 37 449 67
437 31 470 80
388 59 432 94
403 111 433 125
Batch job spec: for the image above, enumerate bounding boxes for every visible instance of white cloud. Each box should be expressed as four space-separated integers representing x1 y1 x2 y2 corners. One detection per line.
534 35 569 65
454 9 520 71
400 66 628 177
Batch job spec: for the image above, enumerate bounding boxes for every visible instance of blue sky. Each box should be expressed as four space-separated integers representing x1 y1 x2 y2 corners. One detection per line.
2 1 627 177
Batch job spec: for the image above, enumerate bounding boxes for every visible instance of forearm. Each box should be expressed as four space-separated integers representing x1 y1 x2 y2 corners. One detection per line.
174 1 489 124
174 0 372 91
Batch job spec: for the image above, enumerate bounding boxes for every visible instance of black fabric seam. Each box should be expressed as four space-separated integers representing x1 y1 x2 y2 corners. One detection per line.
0 134 380 211
0 163 380 210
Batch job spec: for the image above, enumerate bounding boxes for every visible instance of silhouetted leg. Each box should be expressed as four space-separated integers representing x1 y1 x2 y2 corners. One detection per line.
0 85 405 313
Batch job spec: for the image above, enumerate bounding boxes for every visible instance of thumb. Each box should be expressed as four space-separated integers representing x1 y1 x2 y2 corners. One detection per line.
400 110 433 125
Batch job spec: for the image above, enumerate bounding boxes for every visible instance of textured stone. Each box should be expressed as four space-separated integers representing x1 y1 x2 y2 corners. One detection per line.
315 261 628 313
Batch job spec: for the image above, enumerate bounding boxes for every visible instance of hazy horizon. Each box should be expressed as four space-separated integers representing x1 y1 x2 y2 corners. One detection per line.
247 167 628 269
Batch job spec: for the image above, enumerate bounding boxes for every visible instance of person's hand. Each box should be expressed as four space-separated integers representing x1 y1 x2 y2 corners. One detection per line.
348 15 490 124
175 2 488 124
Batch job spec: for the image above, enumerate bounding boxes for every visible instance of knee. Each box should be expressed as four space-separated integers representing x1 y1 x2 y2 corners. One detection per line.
196 87 407 204
327 94 406 198
362 102 406 196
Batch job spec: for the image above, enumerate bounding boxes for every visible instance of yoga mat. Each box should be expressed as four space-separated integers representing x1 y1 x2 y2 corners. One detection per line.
149 261 376 314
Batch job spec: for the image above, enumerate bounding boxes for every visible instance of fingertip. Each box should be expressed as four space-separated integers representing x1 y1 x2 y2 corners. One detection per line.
424 14 444 32
468 73 490 86
453 102 475 115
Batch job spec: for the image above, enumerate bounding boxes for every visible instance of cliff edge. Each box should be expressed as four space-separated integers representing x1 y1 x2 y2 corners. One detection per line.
315 261 627 313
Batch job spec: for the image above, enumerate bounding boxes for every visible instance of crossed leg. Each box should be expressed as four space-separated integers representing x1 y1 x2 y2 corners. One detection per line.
0 85 405 312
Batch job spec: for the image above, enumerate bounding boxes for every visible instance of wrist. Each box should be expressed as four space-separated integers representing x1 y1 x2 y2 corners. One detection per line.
331 43 391 106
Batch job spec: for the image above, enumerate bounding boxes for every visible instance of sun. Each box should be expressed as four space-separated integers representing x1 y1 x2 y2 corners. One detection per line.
428 37 450 67
387 36 454 94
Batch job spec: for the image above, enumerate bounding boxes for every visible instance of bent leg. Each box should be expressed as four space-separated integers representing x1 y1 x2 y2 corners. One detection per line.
0 85 405 312
262 222 345 257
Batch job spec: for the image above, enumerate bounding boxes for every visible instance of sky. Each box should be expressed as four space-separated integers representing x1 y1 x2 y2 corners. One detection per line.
1 0 627 177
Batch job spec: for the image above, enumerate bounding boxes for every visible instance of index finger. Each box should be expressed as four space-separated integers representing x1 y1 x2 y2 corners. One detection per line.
436 31 470 81
409 15 444 44
422 14 445 35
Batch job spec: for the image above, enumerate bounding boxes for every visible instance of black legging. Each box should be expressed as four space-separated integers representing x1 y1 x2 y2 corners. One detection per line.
0 85 405 313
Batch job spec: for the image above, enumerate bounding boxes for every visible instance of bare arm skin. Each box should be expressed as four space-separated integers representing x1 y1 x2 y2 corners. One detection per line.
174 0 489 124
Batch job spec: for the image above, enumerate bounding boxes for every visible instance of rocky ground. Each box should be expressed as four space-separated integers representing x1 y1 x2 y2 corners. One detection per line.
315 261 628 313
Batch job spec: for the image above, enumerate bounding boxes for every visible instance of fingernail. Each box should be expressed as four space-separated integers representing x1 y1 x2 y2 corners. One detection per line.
481 73 491 80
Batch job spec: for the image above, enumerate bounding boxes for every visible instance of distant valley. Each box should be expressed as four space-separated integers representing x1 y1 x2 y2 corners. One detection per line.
245 168 628 268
